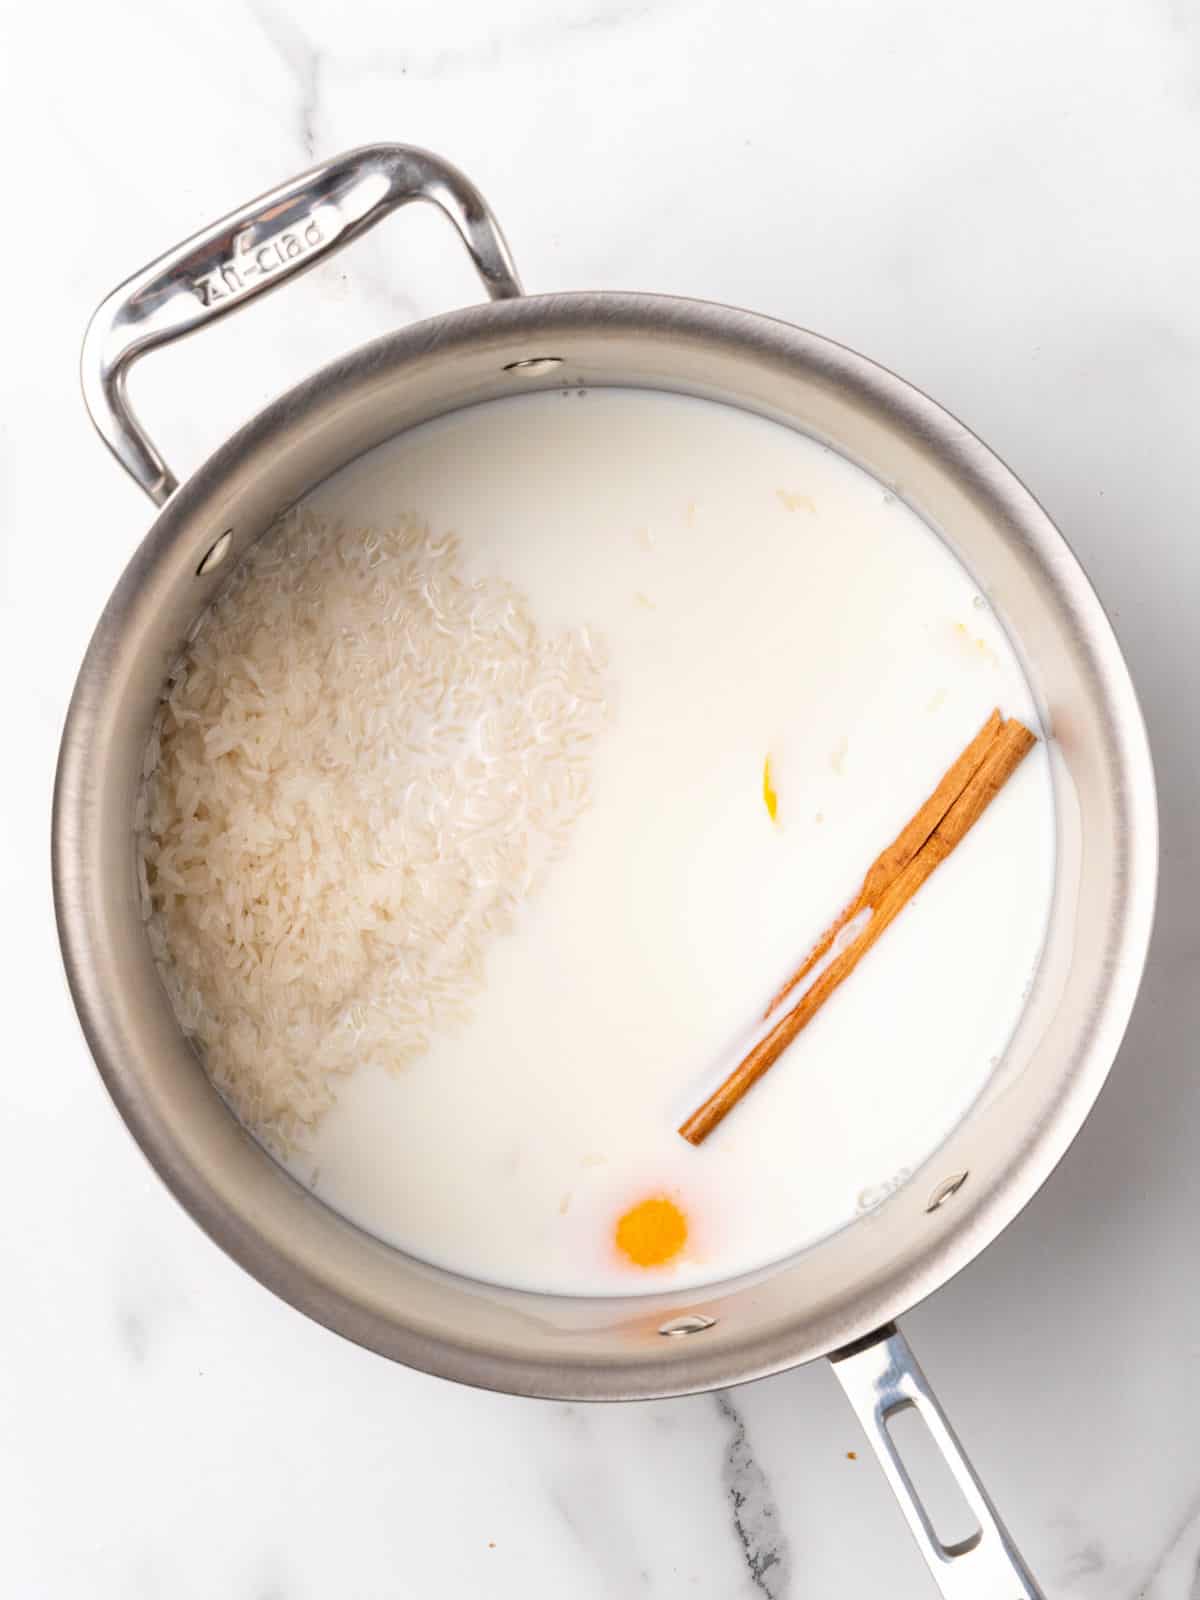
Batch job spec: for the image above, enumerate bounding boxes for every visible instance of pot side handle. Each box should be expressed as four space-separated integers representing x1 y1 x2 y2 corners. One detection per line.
830 1324 1045 1599
80 144 523 506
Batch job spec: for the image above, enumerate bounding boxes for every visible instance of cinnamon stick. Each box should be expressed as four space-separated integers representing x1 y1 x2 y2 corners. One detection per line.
764 709 1003 1016
678 716 1036 1146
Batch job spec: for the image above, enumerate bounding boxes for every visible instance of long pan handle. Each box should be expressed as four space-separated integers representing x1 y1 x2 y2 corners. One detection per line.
831 1324 1044 1598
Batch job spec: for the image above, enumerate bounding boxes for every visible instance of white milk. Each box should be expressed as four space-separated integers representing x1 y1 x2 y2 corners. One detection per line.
287 387 1055 1296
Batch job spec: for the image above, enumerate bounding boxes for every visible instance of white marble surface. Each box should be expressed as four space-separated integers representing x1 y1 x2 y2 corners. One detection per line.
3 0 1199 1594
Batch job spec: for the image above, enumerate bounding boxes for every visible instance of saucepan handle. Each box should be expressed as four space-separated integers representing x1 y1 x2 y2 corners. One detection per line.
81 143 523 506
830 1324 1044 1598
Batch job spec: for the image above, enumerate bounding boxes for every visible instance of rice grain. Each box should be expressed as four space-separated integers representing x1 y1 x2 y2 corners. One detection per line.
138 510 610 1149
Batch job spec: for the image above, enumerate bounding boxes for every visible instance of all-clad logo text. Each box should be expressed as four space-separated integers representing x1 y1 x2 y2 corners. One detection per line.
192 218 324 308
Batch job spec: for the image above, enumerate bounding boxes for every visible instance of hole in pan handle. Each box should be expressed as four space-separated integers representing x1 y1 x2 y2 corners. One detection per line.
80 143 523 507
830 1324 1045 1599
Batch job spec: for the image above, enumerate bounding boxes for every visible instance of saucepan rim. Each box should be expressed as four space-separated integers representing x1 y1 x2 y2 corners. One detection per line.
54 289 1158 1400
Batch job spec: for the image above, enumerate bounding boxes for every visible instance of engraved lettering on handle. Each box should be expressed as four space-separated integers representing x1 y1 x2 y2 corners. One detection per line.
192 219 325 307
81 144 523 506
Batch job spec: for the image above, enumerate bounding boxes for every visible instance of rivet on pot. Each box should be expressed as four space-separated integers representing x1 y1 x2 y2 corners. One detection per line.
926 1172 969 1213
503 357 564 376
658 1313 717 1337
197 529 234 576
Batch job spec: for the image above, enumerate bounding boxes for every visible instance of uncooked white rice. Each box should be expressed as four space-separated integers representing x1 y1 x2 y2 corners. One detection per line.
137 509 610 1149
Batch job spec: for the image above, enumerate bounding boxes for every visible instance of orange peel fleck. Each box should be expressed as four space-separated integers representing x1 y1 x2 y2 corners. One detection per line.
615 1196 688 1268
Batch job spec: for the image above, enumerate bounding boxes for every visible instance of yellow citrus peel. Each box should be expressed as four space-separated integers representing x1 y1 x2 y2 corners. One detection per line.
615 1196 688 1268
763 755 779 822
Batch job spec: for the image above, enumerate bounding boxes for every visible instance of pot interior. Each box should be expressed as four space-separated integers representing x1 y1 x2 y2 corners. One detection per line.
54 292 1156 1398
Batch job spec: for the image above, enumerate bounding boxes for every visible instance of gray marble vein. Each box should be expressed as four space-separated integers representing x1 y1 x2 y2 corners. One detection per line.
716 1393 792 1599
116 1307 150 1367
247 0 322 156
323 3 674 80
545 1405 655 1595
1139 1489 1200 1599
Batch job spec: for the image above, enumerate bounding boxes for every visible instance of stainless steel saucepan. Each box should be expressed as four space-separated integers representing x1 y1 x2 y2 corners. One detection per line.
54 144 1157 1597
